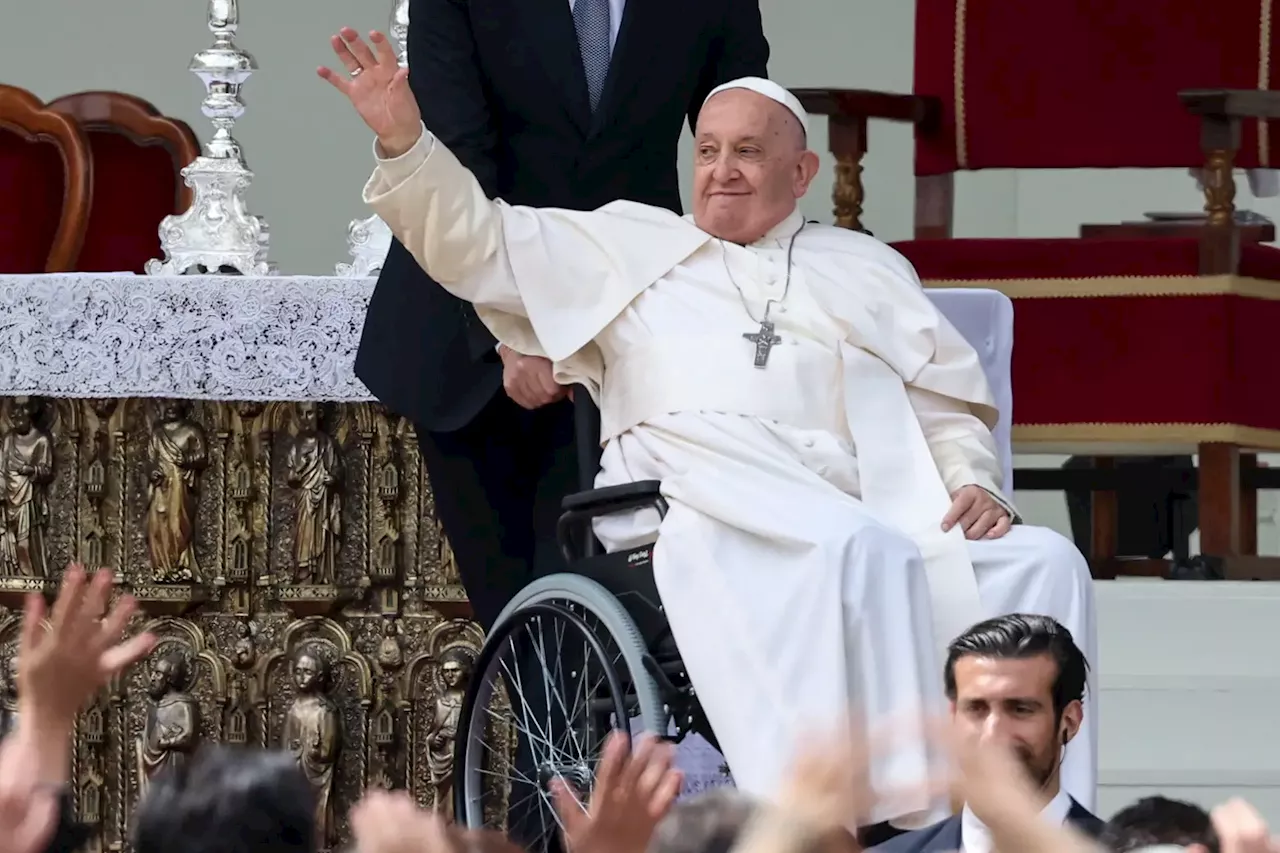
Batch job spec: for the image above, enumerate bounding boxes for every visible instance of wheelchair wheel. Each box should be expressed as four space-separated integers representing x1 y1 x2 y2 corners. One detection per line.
454 574 667 849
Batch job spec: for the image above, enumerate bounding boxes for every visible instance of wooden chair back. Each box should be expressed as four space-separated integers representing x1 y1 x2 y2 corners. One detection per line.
0 84 92 272
48 91 200 273
797 2 1280 241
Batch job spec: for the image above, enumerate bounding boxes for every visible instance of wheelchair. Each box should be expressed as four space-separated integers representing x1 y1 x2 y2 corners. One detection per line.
449 287 1016 848
451 400 715 848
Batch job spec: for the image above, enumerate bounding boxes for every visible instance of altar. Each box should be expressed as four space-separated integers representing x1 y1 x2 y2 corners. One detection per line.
0 271 731 848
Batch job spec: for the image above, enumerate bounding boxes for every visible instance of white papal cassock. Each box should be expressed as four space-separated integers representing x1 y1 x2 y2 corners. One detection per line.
363 126 1098 825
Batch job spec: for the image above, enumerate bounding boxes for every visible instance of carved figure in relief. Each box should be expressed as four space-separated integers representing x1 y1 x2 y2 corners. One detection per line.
284 645 340 844
136 651 200 798
0 396 54 578
145 401 208 582
285 404 343 585
427 646 474 810
1 655 19 737
232 621 258 670
376 620 403 670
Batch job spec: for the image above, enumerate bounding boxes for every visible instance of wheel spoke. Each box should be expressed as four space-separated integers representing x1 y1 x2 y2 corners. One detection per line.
453 584 671 844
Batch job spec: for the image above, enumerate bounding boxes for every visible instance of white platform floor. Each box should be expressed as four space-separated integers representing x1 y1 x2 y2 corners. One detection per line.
1096 579 1280 820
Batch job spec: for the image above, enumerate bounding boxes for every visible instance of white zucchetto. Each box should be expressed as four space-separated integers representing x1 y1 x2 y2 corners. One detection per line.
703 76 809 139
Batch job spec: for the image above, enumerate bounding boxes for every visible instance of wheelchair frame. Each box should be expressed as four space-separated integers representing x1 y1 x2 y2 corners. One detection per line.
451 476 720 831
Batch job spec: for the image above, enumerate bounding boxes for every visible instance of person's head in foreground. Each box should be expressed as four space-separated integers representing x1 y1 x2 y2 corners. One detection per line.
648 788 856 853
944 613 1088 801
132 745 315 853
647 789 759 853
1101 796 1219 853
692 78 821 245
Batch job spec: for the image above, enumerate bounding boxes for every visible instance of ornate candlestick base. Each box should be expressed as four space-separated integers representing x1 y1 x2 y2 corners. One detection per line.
146 0 273 276
147 158 274 276
336 214 392 277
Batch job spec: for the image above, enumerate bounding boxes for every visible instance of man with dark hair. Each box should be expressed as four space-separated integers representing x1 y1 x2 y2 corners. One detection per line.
871 614 1102 853
132 746 315 853
1101 796 1219 853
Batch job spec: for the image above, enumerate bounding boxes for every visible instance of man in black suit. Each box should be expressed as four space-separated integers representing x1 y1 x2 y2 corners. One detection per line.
870 614 1102 853
353 0 771 632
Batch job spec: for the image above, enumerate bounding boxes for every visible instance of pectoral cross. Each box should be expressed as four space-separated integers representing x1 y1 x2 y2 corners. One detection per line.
743 320 781 368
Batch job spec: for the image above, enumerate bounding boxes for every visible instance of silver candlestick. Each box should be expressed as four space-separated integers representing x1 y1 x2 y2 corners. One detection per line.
335 0 409 278
147 0 274 276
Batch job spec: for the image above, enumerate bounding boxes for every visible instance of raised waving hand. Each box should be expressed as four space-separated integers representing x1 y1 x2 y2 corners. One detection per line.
318 27 422 157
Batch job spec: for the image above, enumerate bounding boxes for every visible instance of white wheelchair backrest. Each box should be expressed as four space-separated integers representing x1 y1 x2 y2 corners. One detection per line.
922 288 1015 491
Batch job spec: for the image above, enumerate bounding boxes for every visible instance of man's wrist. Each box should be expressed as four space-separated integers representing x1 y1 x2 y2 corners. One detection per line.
377 128 421 160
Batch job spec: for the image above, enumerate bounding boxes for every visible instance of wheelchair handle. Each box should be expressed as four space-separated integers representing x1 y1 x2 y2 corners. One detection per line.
556 480 667 562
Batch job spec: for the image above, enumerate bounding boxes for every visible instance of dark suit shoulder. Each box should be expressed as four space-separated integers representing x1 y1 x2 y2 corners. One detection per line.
1068 800 1105 839
868 816 961 853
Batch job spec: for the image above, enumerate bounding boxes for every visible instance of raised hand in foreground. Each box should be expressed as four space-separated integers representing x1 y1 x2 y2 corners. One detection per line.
1210 798 1278 853
317 27 422 158
551 731 684 853
21 565 157 726
351 789 456 853
935 721 1100 853
0 565 156 853
351 788 522 853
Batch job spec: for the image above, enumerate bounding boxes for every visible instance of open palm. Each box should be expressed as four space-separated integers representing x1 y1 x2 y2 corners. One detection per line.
318 28 422 155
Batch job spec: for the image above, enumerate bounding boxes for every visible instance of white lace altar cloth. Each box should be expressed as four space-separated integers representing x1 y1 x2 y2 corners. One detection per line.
0 272 733 790
0 274 378 401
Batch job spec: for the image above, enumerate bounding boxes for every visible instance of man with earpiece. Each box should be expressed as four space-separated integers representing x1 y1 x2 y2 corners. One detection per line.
869 614 1103 852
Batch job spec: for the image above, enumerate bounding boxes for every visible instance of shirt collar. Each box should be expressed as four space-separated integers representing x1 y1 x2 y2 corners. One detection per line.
753 208 806 247
960 789 1073 853
686 208 807 247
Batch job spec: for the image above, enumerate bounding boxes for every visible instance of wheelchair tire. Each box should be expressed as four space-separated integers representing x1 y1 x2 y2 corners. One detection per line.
495 573 667 729
453 573 668 839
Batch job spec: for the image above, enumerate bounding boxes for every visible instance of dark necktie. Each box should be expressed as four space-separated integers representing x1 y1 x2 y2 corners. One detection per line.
572 0 611 111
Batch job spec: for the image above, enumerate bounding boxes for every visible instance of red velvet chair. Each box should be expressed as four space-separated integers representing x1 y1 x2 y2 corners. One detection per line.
48 91 200 273
0 84 92 272
793 1 1280 578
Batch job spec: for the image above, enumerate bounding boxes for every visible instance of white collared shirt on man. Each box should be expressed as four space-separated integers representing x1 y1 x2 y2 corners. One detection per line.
960 789 1073 853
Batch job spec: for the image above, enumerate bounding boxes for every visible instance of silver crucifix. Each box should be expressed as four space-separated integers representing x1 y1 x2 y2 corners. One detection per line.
743 320 782 368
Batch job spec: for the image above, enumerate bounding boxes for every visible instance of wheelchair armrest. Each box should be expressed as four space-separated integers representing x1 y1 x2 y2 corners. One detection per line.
561 480 665 516
557 480 667 562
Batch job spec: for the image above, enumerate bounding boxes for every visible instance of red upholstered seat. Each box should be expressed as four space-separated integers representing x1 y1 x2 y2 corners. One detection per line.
47 92 200 274
0 84 92 272
890 237 1280 437
894 238 1204 280
912 0 1280 176
893 238 1280 281
793 1 1280 570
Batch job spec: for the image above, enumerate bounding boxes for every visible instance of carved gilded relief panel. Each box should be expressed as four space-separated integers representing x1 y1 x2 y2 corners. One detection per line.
0 395 489 851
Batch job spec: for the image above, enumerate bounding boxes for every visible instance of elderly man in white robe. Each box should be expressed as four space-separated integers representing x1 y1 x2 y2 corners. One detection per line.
319 30 1098 828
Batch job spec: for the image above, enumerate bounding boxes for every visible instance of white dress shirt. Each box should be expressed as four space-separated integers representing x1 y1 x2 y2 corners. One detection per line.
568 0 626 49
960 789 1073 853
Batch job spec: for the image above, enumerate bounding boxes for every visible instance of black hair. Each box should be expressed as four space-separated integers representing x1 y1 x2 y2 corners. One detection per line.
944 613 1089 718
132 745 315 853
1100 796 1219 853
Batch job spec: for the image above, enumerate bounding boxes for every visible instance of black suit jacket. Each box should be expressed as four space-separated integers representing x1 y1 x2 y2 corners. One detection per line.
870 799 1104 853
356 0 770 431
